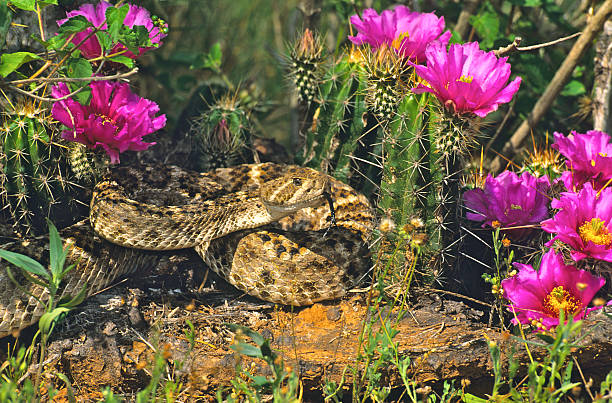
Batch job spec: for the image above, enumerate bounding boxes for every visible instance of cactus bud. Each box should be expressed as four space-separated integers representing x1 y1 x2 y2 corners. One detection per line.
288 28 325 105
363 44 406 121
189 93 253 171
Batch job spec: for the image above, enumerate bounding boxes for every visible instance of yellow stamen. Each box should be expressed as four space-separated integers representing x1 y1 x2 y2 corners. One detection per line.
543 286 581 317
591 160 596 167
579 218 612 246
392 32 409 50
457 75 473 84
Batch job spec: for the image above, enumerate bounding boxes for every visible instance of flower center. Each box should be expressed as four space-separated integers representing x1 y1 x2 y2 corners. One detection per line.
95 113 116 126
392 32 409 50
543 286 581 317
591 153 609 166
457 75 473 84
579 218 612 246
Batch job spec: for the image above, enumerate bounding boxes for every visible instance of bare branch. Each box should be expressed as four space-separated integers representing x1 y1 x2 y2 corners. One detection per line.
6 68 139 86
490 0 612 173
5 68 139 102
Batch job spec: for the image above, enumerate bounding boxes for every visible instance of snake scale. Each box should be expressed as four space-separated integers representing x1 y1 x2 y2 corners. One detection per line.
0 163 373 337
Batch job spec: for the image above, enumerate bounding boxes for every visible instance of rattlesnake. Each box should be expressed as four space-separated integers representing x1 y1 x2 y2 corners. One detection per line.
0 163 373 337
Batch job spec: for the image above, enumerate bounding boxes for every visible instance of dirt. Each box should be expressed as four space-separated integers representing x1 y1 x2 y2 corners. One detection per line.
2 247 610 402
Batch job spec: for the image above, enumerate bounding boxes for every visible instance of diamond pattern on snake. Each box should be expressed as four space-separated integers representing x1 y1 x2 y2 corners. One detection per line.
0 163 373 337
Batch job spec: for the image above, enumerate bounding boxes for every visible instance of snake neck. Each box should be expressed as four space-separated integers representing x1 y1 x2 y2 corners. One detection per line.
90 190 276 250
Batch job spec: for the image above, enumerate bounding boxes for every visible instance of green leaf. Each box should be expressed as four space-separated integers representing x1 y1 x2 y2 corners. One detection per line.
95 31 113 53
118 25 150 54
9 0 35 11
469 10 500 49
0 52 42 77
461 394 489 403
561 80 586 97
107 55 134 68
509 0 542 6
45 34 70 51
0 1 11 50
0 249 50 281
58 284 87 309
72 85 91 105
39 307 70 335
65 57 93 81
251 376 270 387
230 342 262 358
54 373 76 403
535 333 556 344
58 15 91 34
191 42 222 72
47 219 67 280
37 0 58 7
106 4 129 42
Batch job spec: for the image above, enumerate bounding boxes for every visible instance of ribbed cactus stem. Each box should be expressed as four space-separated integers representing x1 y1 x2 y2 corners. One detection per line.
0 103 77 235
379 93 428 229
427 109 479 270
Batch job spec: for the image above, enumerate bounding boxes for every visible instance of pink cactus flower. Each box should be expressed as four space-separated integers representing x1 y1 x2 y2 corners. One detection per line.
51 81 166 164
348 6 451 63
463 171 551 239
411 41 522 117
552 130 612 191
502 249 605 331
57 1 167 60
541 183 612 262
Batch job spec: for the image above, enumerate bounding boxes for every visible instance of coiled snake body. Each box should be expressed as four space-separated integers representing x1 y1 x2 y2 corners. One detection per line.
0 163 373 337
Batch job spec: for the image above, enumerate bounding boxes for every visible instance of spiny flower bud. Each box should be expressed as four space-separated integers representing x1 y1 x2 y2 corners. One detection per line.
190 92 253 171
363 44 406 121
289 28 324 105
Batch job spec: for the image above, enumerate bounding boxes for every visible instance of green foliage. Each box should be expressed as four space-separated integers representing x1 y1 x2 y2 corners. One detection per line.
0 220 85 336
0 220 82 401
220 324 300 402
453 0 594 149
463 314 591 402
0 52 42 78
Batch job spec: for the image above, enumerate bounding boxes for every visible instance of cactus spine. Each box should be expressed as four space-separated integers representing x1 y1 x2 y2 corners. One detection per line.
189 93 254 171
0 102 77 235
288 28 324 107
289 30 470 283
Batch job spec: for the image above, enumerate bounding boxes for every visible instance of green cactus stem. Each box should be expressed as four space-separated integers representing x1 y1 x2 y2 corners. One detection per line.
1 102 77 235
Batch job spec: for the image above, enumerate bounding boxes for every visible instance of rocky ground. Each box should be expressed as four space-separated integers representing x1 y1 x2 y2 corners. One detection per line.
2 246 610 401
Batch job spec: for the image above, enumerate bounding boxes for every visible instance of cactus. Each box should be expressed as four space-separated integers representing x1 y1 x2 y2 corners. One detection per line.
66 142 108 184
188 93 254 171
287 28 324 107
0 102 79 235
288 31 471 284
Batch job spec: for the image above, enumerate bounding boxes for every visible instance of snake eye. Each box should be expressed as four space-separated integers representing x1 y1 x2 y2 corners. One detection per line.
292 178 302 186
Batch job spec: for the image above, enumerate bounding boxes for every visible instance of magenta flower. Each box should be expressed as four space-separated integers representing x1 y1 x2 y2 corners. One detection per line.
411 42 522 117
541 183 612 262
51 81 166 164
463 171 551 239
552 130 612 191
348 6 451 63
502 249 605 330
57 1 167 60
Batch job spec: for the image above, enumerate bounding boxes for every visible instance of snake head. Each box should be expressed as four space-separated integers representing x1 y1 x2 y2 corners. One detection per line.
260 167 331 219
